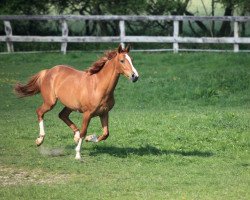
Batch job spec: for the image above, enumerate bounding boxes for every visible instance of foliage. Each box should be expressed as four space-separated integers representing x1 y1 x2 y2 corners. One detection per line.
51 0 147 15
0 0 58 36
0 0 249 50
0 0 50 14
217 0 250 13
0 52 249 199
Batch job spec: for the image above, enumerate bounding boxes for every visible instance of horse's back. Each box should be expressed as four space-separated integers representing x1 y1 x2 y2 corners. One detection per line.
42 65 84 88
50 65 83 76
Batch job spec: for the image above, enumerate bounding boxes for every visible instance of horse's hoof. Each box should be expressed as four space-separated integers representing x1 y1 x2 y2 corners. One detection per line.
85 134 98 143
35 137 44 146
75 154 82 160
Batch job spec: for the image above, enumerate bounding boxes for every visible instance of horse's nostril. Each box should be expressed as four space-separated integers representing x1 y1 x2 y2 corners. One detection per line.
132 75 138 82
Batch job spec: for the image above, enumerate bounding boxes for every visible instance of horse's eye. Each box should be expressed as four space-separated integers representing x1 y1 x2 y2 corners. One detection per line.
120 60 125 63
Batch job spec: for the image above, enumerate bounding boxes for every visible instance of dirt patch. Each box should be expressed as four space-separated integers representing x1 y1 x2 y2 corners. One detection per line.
0 165 70 186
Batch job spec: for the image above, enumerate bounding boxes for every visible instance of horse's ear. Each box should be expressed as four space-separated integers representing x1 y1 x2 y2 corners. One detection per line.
125 44 130 53
118 44 123 53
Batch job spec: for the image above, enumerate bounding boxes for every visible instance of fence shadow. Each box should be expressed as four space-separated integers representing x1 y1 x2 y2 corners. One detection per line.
89 144 213 158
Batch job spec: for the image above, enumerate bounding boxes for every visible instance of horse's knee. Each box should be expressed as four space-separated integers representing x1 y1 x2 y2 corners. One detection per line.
59 107 71 121
58 109 68 120
58 111 65 120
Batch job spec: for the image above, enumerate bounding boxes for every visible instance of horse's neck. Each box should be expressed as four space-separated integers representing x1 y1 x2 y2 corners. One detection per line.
96 59 120 95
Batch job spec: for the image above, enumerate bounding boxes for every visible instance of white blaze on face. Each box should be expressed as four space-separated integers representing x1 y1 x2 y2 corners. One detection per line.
125 54 139 77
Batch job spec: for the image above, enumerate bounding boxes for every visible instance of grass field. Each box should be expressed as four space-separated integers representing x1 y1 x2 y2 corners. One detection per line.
0 51 249 199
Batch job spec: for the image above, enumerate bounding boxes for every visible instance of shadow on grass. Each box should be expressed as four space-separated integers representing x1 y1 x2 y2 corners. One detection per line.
89 144 213 158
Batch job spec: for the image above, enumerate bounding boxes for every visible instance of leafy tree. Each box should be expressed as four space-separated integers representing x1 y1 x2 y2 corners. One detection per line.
216 0 250 36
0 0 50 14
50 0 147 36
0 0 52 36
1 0 248 37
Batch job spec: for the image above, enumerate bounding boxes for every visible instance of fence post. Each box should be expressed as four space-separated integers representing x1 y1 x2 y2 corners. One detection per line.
173 20 179 53
4 21 14 53
61 19 68 54
119 20 125 48
234 21 239 53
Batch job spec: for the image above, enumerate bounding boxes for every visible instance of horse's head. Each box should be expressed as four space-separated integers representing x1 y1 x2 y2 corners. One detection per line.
116 44 139 82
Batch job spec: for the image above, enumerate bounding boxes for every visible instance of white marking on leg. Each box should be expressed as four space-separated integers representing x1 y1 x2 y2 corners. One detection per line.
39 120 45 136
74 131 80 144
36 120 45 146
75 138 83 160
125 54 139 77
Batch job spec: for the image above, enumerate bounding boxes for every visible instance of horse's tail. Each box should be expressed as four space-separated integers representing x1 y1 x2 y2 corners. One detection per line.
14 70 47 98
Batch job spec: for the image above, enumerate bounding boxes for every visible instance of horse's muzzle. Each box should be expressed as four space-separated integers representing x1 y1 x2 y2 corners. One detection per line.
131 73 139 82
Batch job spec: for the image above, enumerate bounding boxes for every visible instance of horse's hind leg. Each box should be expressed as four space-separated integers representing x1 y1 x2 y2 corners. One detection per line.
36 101 56 146
59 107 80 144
75 112 91 160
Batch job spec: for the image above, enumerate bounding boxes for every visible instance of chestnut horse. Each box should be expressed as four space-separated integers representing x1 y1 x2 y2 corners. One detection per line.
14 45 139 160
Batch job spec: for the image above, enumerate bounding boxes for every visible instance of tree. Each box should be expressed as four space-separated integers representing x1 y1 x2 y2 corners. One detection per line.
217 0 250 36
1 0 248 37
50 0 147 36
0 0 52 36
0 0 50 15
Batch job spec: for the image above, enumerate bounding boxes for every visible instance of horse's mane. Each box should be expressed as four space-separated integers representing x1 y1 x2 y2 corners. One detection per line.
86 50 118 75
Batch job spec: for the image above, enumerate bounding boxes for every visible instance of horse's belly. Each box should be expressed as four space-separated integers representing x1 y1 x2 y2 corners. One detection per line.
55 83 82 110
58 95 81 111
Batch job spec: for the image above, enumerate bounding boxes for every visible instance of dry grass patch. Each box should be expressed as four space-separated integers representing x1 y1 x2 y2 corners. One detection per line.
0 165 70 186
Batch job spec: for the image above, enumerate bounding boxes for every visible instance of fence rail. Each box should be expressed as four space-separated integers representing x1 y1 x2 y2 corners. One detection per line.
1 15 250 53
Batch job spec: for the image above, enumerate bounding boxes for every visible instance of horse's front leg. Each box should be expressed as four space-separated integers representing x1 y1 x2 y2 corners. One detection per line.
75 112 91 160
98 113 109 142
85 113 109 143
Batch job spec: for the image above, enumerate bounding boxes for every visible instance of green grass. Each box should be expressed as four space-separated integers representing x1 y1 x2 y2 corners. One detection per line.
0 52 249 199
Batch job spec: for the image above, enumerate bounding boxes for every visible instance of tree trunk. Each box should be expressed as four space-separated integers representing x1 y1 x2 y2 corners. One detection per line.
185 11 210 35
211 0 215 36
219 6 233 36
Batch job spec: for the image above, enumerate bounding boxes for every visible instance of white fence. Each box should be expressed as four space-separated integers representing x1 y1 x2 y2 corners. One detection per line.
0 15 250 53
